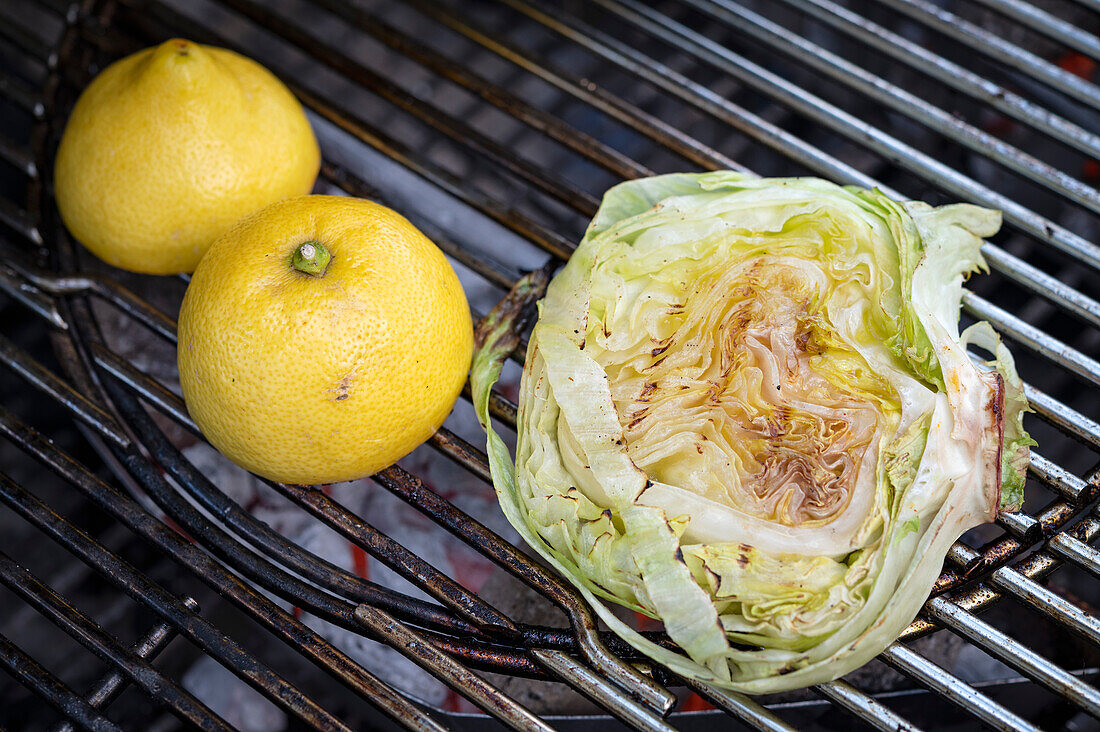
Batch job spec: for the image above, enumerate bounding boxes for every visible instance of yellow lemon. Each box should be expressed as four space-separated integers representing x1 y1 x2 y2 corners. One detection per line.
55 39 320 274
177 195 474 485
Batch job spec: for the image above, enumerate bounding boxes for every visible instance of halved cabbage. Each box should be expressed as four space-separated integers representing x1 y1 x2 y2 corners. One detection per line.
471 172 1033 692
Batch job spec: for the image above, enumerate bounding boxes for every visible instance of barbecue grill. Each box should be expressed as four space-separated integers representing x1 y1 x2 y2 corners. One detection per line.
2 0 1100 729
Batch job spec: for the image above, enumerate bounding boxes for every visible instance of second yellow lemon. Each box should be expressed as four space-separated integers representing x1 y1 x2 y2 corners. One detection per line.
177 195 474 485
55 39 320 274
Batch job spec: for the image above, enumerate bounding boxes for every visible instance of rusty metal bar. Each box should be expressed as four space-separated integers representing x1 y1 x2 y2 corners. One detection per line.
1049 533 1100 578
53 597 199 732
0 546 238 732
0 263 67 329
0 406 451 732
354 605 555 732
0 631 122 732
0 333 129 448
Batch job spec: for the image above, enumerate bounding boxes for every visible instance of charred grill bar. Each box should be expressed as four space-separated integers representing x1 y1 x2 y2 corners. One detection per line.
1 0 1099 729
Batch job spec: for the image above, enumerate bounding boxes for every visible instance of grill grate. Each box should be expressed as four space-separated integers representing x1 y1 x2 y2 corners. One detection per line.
1 0 1099 729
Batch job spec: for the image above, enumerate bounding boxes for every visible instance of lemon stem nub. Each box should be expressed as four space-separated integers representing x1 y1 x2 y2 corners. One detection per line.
292 240 331 276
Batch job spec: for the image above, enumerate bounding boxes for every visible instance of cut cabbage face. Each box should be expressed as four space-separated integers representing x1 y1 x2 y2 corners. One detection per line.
471 173 1033 692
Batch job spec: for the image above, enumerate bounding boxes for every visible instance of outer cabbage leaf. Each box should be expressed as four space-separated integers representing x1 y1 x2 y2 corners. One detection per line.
471 173 1031 692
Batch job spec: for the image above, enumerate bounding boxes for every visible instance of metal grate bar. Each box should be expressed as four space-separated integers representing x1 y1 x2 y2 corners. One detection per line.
268 479 519 636
311 0 650 181
978 246 1100 332
498 0 1100 332
0 262 65 329
369 466 678 713
0 406 451 732
0 135 36 178
53 597 198 732
354 606 555 732
996 509 1040 541
9 267 177 342
990 566 1100 647
814 679 922 732
215 0 599 217
0 68 44 118
407 0 746 173
1023 383 1100 448
0 334 129 448
0 471 378 732
0 19 56 69
320 161 522 292
874 0 1100 112
880 643 1040 732
529 649 675 732
1029 453 1091 502
1074 0 1100 15
683 678 796 732
1049 532 1100 578
0 197 42 246
972 0 1100 62
779 0 1100 159
962 292 1100 388
925 596 1100 718
589 0 1100 273
689 0 1100 217
0 544 235 731
0 631 121 732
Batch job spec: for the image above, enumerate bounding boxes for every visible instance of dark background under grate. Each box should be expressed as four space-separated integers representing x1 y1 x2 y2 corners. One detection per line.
2 0 1100 730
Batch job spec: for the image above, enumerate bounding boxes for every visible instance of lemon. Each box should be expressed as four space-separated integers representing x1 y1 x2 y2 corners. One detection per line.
55 39 320 275
177 195 474 485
